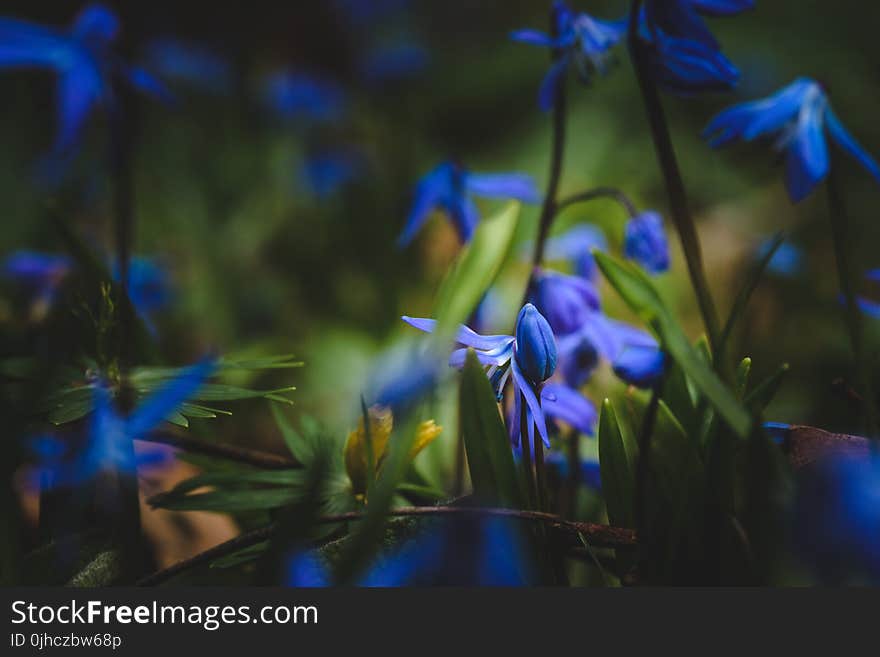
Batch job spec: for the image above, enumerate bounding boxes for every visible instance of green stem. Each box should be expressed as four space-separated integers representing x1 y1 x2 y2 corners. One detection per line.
827 166 878 439
627 1 723 370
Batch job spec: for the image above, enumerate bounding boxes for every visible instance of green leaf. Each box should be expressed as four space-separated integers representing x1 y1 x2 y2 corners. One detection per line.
149 487 302 512
271 405 313 464
433 201 520 340
745 363 790 415
736 357 752 400
720 231 785 352
459 349 523 508
594 252 751 438
597 399 638 529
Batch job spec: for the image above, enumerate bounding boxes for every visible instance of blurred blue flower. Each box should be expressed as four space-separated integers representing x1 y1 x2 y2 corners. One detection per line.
756 239 804 277
624 211 670 274
541 224 608 280
398 161 540 246
287 515 532 587
795 454 880 582
112 256 173 335
857 269 880 318
31 358 215 489
635 0 752 94
360 42 429 86
2 251 72 312
611 342 666 388
0 4 171 158
511 1 626 111
370 348 441 413
545 450 602 489
403 304 557 448
541 382 597 436
261 72 346 123
299 148 365 199
142 38 232 94
531 268 601 335
704 77 880 202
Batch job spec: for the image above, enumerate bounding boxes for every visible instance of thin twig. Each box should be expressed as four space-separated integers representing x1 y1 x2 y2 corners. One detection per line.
142 431 301 469
556 186 639 217
136 506 637 586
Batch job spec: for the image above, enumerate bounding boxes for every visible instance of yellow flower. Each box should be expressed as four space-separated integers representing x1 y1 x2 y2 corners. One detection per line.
343 406 442 497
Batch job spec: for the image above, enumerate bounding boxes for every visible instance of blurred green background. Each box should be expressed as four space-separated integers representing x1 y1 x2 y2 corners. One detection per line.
2 0 880 468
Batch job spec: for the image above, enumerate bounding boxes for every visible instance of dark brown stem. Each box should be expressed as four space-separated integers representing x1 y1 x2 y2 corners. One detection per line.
142 431 301 470
556 186 639 217
136 506 636 586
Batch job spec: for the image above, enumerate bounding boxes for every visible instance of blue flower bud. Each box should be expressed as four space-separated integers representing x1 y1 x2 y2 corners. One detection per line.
515 303 558 385
624 211 670 275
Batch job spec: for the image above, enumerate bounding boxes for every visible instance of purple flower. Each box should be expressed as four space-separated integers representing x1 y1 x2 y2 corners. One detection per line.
541 224 608 280
398 161 540 247
530 268 601 335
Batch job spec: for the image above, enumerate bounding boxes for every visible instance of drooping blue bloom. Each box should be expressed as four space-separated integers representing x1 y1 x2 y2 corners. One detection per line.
398 161 540 247
360 42 429 86
299 148 365 199
403 306 556 448
261 71 346 123
0 4 171 158
756 239 804 277
795 454 880 582
287 515 532 587
624 211 670 274
530 268 601 335
112 257 173 335
2 251 72 311
142 38 232 94
541 382 597 436
515 303 558 385
635 1 753 94
511 1 626 110
541 224 608 280
369 346 441 413
612 342 666 388
31 358 215 489
704 77 880 202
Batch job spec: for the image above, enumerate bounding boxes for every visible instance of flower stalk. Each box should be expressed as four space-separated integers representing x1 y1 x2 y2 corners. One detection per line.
627 0 723 369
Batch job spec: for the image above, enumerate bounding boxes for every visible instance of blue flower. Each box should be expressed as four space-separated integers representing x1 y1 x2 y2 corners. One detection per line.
2 251 72 312
704 77 880 202
544 450 602 489
397 161 540 247
261 72 346 123
624 211 670 274
635 1 752 94
299 148 365 199
795 454 880 582
403 306 555 448
511 1 626 110
541 224 608 280
611 342 666 388
515 303 558 385
0 4 171 158
112 257 173 335
31 358 215 489
360 42 429 86
857 269 880 318
287 516 532 587
757 239 804 278
540 382 597 436
142 38 232 94
530 268 601 335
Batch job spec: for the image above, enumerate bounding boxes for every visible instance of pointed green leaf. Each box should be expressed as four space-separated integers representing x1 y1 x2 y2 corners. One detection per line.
594 252 751 438
597 399 638 529
433 201 520 340
459 349 523 508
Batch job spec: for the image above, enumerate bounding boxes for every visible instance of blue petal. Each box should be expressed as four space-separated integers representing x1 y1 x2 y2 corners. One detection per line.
401 316 514 353
646 0 718 49
0 19 72 69
451 195 480 243
397 163 455 247
54 61 104 153
784 99 829 203
71 4 120 43
651 34 739 94
125 358 216 439
538 54 570 112
624 211 670 274
826 106 880 185
142 38 233 94
541 224 607 279
857 297 880 319
286 551 330 587
612 344 666 388
465 172 541 204
690 0 756 16
541 383 597 435
125 65 175 105
509 29 558 48
511 357 550 448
